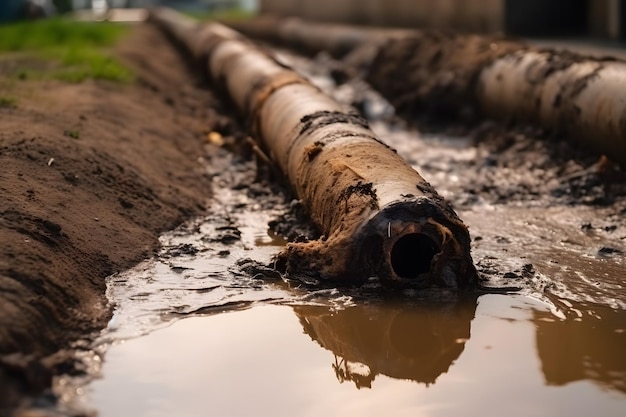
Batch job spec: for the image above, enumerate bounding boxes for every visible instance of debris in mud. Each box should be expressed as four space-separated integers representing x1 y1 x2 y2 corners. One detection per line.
204 224 242 244
463 123 626 207
268 199 320 243
164 243 199 258
234 258 283 281
597 247 623 257
474 257 528 292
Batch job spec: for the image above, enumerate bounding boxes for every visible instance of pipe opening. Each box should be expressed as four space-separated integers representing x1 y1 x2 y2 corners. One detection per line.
390 233 440 279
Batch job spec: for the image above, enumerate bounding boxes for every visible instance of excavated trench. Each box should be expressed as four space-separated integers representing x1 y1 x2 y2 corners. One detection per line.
5 16 626 417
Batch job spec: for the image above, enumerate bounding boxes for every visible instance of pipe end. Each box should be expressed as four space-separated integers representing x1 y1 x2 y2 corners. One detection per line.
352 200 476 289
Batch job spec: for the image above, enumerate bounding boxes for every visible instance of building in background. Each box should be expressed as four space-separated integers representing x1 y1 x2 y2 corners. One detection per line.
260 0 626 41
70 0 255 11
0 0 56 21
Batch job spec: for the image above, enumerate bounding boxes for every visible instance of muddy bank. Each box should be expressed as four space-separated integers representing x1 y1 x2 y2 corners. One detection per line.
0 25 228 413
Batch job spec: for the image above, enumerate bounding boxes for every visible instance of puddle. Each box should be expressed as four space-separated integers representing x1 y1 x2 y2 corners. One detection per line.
83 296 625 417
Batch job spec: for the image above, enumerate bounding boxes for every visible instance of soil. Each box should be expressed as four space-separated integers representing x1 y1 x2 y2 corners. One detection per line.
0 24 235 414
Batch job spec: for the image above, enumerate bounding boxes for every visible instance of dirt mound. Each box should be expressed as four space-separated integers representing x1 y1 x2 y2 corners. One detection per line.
0 24 227 413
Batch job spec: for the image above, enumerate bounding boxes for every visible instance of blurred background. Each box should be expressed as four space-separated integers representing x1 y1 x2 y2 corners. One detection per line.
0 0 259 22
259 0 626 40
1 1 625 41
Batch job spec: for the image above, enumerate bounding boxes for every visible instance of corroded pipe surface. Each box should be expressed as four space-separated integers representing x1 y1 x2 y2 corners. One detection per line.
477 51 626 162
150 9 476 288
369 35 626 166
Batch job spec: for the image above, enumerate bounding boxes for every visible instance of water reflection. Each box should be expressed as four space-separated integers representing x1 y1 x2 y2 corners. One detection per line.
293 295 478 388
534 301 626 394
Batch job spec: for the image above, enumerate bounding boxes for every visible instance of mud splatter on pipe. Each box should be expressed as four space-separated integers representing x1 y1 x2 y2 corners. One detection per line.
477 51 626 163
370 36 626 165
150 8 476 288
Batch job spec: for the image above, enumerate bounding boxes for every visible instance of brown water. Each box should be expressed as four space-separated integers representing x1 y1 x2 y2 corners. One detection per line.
53 49 626 416
78 296 626 417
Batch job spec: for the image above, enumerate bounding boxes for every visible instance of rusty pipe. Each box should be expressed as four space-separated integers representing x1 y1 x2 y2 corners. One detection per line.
150 9 476 288
369 35 626 166
477 51 626 163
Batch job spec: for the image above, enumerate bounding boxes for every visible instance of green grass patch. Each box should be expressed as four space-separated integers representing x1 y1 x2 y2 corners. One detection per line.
0 18 133 83
185 7 256 22
63 129 80 139
0 95 18 109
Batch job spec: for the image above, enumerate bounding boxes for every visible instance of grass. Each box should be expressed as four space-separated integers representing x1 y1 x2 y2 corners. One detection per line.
63 129 80 139
0 18 133 83
185 7 256 22
0 95 18 109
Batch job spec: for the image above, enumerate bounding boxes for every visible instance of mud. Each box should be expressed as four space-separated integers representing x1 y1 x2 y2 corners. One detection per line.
0 25 231 414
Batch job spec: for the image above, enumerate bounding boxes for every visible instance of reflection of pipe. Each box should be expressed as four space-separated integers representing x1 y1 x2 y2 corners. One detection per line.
150 9 476 287
534 303 626 393
230 18 626 165
294 296 477 386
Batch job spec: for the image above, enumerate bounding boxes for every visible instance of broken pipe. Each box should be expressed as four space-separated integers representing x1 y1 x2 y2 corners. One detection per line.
150 8 476 288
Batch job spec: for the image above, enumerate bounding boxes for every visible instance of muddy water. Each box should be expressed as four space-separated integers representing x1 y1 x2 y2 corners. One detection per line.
56 51 625 415
87 296 626 417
